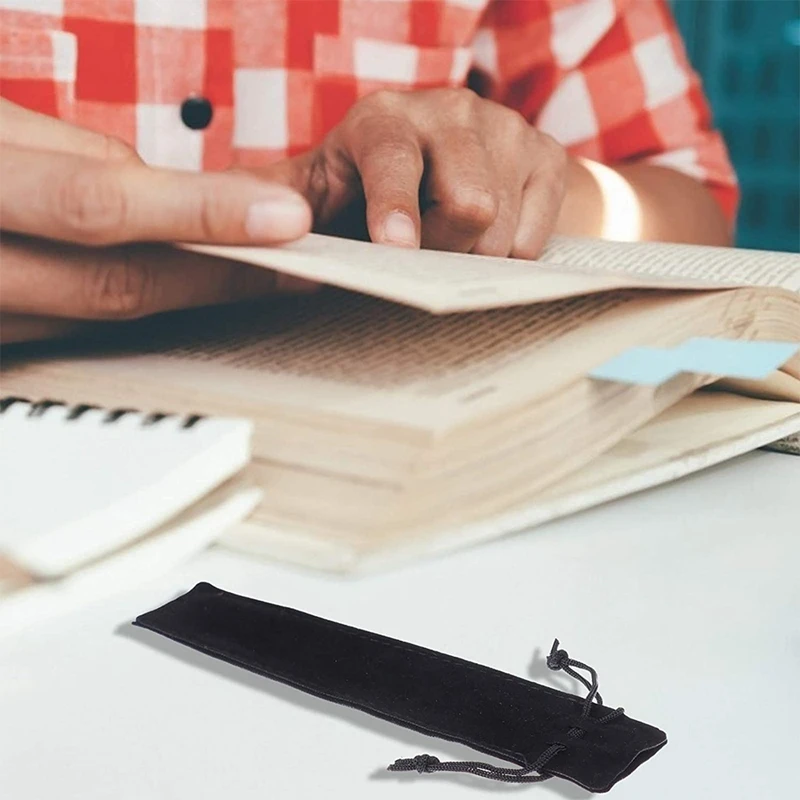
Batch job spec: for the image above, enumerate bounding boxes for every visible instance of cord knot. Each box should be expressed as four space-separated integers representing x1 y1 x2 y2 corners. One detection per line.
388 754 441 774
412 755 440 773
546 639 570 671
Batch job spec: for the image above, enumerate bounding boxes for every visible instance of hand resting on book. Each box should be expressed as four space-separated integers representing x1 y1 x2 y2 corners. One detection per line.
0 99 314 344
248 88 569 260
248 87 732 258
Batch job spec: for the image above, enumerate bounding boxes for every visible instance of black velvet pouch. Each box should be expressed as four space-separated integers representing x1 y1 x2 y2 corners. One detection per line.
133 582 666 793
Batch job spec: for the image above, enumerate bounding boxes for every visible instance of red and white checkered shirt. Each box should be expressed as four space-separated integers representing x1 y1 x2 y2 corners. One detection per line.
0 0 738 222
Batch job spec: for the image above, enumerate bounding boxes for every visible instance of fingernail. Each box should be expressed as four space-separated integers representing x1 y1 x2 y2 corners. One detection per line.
382 211 418 247
246 193 310 241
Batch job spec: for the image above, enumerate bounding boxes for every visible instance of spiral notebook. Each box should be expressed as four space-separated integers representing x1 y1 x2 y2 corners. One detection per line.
0 396 258 631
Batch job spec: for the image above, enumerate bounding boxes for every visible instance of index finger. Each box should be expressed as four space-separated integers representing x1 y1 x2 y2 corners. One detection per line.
342 115 423 248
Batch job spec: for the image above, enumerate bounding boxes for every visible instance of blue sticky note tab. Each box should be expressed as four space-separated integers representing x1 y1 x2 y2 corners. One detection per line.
590 338 799 386
588 347 682 385
675 338 799 380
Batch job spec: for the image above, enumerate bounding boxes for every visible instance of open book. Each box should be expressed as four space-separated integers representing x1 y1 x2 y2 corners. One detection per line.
2 234 798 571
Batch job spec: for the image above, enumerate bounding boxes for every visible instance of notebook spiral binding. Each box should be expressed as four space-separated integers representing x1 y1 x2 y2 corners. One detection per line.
0 396 204 429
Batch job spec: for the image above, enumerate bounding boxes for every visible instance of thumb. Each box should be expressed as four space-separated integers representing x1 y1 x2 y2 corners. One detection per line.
1 144 313 246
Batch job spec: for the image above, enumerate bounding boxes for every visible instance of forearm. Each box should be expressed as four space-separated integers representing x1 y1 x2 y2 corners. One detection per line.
556 157 732 247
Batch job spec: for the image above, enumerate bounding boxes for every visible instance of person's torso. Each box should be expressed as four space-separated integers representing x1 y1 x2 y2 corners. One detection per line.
0 0 500 170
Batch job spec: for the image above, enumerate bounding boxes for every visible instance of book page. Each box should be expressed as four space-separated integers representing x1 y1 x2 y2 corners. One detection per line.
150 291 623 390
540 236 800 292
376 392 800 568
3 289 729 433
53 290 632 421
372 392 800 570
5 288 794 488
219 392 800 572
717 371 800 403
183 232 728 314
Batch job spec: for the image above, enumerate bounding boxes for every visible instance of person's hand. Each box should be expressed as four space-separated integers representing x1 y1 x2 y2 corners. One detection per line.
256 88 568 258
0 99 313 343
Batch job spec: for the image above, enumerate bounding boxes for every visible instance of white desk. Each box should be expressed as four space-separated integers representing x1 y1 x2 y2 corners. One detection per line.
1 450 797 800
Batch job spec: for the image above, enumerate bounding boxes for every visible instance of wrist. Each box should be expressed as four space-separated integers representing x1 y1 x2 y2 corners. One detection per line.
556 156 642 241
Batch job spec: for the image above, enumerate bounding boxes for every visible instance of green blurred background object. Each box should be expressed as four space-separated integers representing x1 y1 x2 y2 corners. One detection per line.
670 0 800 252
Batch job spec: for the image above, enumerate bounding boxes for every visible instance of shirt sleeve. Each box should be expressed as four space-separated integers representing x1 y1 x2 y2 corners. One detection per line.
474 0 739 225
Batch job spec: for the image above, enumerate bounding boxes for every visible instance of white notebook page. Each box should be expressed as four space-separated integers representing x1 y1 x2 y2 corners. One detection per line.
0 398 252 577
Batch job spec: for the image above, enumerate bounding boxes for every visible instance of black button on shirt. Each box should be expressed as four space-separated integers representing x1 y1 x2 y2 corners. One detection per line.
180 97 213 130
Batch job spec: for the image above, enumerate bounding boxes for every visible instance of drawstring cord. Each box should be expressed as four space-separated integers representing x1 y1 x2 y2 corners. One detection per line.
387 638 625 784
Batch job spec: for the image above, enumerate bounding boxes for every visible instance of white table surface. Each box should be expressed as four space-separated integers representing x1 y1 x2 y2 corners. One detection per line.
1 450 798 800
